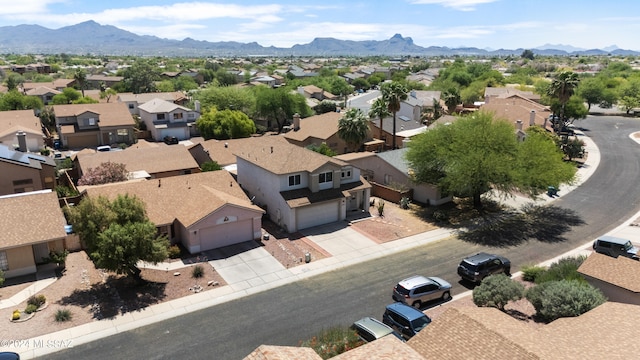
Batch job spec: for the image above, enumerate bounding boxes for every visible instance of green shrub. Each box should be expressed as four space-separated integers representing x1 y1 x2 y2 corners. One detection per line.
167 245 181 259
526 280 606 322
300 326 363 359
25 304 38 314
40 148 51 156
377 200 385 216
0 269 4 287
55 308 72 322
521 265 547 282
27 294 47 308
536 255 587 284
472 274 524 311
432 209 449 222
192 265 204 279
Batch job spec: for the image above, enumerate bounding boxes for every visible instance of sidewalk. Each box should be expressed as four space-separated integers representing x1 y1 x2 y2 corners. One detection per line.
6 130 606 359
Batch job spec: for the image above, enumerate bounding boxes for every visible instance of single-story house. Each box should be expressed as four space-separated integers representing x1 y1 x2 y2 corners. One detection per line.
578 252 640 305
0 109 45 152
283 112 354 154
0 144 57 196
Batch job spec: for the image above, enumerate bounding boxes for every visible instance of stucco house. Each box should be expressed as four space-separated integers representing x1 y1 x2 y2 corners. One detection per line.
283 112 355 154
74 145 201 181
137 98 200 141
480 94 552 132
0 190 68 279
335 149 450 206
0 144 56 196
578 252 640 305
117 92 189 115
233 136 371 232
83 171 264 253
25 86 61 105
0 109 45 152
53 102 136 149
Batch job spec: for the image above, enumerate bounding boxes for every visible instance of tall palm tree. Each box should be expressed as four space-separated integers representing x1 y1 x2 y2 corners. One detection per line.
381 81 408 149
74 68 87 97
338 108 370 152
547 71 580 130
368 97 390 146
443 87 461 115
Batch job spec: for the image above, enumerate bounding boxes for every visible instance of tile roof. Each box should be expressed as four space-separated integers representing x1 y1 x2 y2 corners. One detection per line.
25 86 61 96
485 87 540 100
243 345 321 360
281 177 370 208
0 191 67 249
334 151 377 162
377 148 411 174
76 145 199 175
408 308 539 360
234 135 347 174
283 112 343 142
138 98 191 113
480 95 551 131
84 171 263 228
332 335 424 360
117 92 187 104
86 74 124 82
0 109 43 136
578 252 640 292
52 102 135 128
196 136 290 167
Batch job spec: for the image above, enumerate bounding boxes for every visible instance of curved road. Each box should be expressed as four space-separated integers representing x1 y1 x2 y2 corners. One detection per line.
44 116 640 360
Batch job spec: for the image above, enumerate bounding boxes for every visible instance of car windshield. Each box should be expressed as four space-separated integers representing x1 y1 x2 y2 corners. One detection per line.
395 285 410 296
624 241 635 251
461 260 478 271
412 316 431 332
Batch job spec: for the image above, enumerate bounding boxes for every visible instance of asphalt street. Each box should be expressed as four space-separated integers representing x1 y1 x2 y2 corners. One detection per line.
42 115 640 360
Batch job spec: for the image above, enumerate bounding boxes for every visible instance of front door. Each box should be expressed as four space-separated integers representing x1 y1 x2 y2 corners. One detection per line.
32 243 50 264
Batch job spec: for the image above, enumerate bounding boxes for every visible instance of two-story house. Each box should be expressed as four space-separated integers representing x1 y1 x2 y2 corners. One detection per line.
0 109 45 152
25 86 61 105
233 136 371 232
53 102 136 149
283 112 355 155
138 98 200 141
117 92 189 115
0 144 57 196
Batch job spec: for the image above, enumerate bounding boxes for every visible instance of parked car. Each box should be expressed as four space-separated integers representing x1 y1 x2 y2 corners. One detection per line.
593 236 639 260
96 145 111 152
457 252 511 284
0 352 20 360
392 275 452 309
382 302 431 340
351 317 404 343
163 136 179 145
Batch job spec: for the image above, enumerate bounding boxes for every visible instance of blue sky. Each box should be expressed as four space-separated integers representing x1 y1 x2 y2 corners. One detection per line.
2 0 639 50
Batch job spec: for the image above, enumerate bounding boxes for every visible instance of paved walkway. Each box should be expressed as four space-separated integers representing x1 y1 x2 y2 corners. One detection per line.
5 129 625 359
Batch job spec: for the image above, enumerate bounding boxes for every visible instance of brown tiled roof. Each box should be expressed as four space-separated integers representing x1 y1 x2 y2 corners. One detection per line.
334 151 376 162
0 191 67 249
281 177 370 208
480 95 551 131
578 252 640 292
408 308 539 360
234 135 347 174
25 86 61 96
53 102 135 128
117 92 187 104
243 345 321 360
77 145 199 176
84 171 263 228
0 109 42 136
484 87 540 100
283 112 343 143
332 335 424 360
303 85 323 94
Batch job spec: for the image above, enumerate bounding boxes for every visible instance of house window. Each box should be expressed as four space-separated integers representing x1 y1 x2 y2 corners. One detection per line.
128 104 134 109
87 118 96 126
341 170 352 179
174 112 183 119
13 179 33 186
157 114 165 120
319 171 333 184
0 251 7 271
188 113 195 119
117 129 128 136
384 174 392 185
288 174 301 186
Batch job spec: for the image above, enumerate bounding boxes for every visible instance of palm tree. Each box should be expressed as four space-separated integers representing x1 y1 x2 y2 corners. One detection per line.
443 87 461 115
381 81 408 149
338 108 370 152
547 71 580 131
368 97 390 146
74 68 87 97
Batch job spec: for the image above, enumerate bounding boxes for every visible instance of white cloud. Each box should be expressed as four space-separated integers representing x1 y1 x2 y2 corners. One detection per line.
0 0 67 15
408 0 499 11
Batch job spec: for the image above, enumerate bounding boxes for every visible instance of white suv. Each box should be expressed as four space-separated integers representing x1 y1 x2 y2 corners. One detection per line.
392 275 452 309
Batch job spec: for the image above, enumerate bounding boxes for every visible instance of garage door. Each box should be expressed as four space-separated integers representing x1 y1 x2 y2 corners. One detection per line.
199 219 253 251
67 134 98 148
159 128 188 141
296 201 339 230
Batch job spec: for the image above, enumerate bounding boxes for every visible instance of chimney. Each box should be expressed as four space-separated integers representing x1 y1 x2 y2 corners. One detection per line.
529 110 536 126
16 130 27 152
515 119 523 131
194 100 201 113
293 113 301 130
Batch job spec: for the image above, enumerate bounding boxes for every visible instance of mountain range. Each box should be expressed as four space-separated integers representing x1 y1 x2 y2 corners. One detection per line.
0 21 637 57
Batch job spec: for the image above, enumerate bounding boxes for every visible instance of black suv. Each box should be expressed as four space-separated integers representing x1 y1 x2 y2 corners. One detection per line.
163 136 179 145
457 252 510 284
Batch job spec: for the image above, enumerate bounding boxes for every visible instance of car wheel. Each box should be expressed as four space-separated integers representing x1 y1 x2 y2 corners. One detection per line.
504 267 511 276
411 301 422 310
441 291 451 301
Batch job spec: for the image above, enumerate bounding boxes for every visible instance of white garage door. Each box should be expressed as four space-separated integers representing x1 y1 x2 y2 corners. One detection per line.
297 201 339 230
199 219 253 251
159 128 188 141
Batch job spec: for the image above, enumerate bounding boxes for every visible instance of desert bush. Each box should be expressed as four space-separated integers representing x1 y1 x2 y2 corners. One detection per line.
300 326 362 359
0 269 4 287
168 245 182 259
25 304 38 314
399 197 411 209
54 308 72 322
432 209 448 222
27 294 47 308
12 310 21 320
192 265 204 278
526 280 606 322
377 200 385 216
521 265 547 282
535 255 586 284
472 274 524 311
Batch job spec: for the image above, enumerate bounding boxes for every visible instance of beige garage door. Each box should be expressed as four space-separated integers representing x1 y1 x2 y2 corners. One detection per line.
199 219 253 251
67 134 98 149
296 201 339 230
